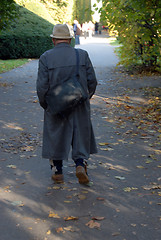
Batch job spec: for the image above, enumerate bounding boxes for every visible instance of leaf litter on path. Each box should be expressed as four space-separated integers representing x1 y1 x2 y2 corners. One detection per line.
48 212 60 218
64 216 79 221
115 176 125 180
86 220 101 229
142 184 161 190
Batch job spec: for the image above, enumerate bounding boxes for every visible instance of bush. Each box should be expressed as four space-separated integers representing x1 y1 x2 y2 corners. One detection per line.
100 0 161 70
0 33 53 59
0 4 75 59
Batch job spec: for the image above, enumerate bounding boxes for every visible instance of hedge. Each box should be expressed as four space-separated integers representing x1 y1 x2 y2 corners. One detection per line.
0 33 75 59
0 33 53 59
0 4 75 59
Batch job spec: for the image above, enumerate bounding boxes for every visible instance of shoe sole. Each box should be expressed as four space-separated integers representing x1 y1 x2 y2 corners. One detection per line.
76 169 89 184
53 179 64 184
52 175 64 184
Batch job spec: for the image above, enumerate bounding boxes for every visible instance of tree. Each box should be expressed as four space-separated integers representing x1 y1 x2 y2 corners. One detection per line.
100 0 161 69
73 0 92 24
0 0 18 31
42 0 74 24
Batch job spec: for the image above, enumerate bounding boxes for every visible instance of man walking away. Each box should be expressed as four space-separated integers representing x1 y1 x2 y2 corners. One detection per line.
37 24 97 184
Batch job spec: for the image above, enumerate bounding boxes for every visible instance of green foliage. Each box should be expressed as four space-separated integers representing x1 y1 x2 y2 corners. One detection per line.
0 0 18 30
0 0 75 59
44 0 74 24
0 5 53 59
72 0 92 24
0 33 53 59
15 0 74 24
100 0 161 69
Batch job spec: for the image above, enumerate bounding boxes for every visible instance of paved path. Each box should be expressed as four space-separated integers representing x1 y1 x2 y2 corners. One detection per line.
76 36 119 67
0 36 161 240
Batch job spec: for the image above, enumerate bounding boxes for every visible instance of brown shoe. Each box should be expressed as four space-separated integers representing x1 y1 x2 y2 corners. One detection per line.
52 174 64 184
76 166 89 184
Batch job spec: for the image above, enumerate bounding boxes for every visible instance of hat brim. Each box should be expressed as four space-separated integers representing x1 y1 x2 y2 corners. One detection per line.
50 34 73 39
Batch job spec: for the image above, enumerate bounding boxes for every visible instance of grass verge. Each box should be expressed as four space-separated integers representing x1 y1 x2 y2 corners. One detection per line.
0 59 29 73
108 37 120 46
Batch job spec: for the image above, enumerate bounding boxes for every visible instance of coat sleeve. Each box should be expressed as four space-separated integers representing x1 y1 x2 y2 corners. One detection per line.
37 54 49 109
85 52 97 99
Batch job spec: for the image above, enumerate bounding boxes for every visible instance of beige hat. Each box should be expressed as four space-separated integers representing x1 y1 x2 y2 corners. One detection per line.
50 24 73 39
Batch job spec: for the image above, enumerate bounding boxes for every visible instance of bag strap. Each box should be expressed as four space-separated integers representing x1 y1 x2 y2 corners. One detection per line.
75 48 79 78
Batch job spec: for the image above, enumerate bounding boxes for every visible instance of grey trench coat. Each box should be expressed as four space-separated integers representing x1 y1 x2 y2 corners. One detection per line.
37 43 97 161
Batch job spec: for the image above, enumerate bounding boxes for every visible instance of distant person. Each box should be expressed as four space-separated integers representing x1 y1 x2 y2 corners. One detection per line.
37 24 97 184
95 22 99 34
88 21 94 38
75 22 81 45
73 19 77 38
73 20 81 45
82 22 88 39
98 22 102 34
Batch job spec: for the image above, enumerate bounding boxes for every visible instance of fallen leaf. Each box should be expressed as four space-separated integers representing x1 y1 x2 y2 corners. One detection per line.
143 184 161 190
141 224 147 227
96 197 105 201
136 165 145 169
33 100 38 103
112 232 120 236
46 230 51 235
63 226 73 231
131 223 137 227
66 195 73 199
68 188 77 191
64 216 79 221
123 187 138 192
123 187 132 192
11 201 24 207
21 146 34 152
0 158 6 161
92 216 105 221
4 186 10 189
4 123 24 131
81 190 88 194
145 160 153 164
100 147 114 151
63 226 79 232
7 164 17 169
48 212 60 218
55 227 65 233
116 208 120 212
78 194 86 200
52 186 61 190
115 176 125 180
98 142 110 146
86 220 100 229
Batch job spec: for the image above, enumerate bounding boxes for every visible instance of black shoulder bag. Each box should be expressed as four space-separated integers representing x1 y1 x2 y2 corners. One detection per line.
46 49 87 116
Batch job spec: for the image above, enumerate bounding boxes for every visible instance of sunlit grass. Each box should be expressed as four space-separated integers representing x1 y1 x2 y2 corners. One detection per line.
0 59 29 73
107 37 120 46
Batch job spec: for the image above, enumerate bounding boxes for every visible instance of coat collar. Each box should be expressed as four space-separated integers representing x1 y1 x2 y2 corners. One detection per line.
55 42 71 48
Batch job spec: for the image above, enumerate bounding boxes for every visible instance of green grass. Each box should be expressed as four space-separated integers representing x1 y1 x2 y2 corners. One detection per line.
108 38 120 46
0 59 29 73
